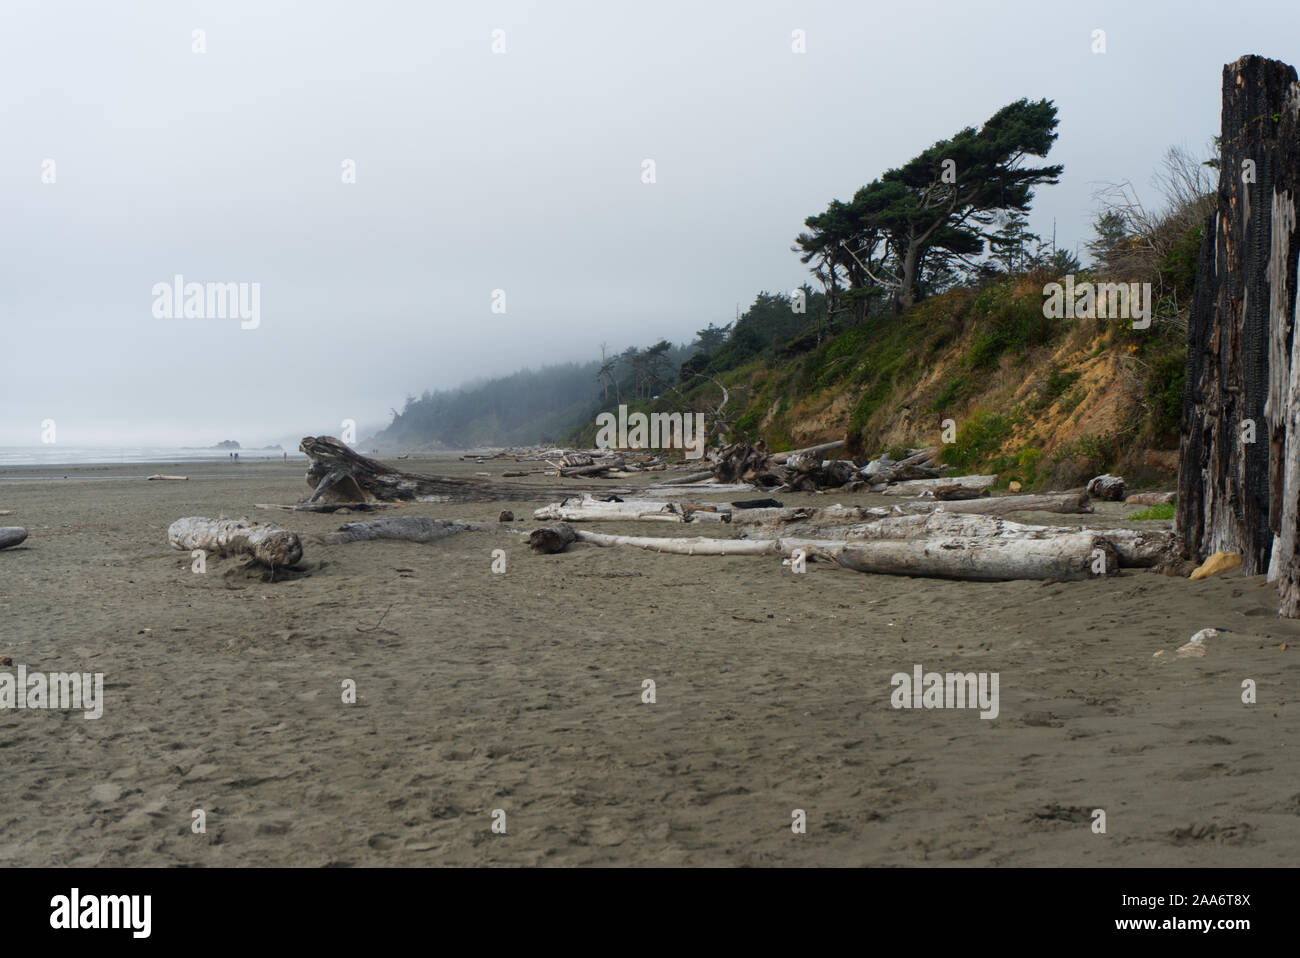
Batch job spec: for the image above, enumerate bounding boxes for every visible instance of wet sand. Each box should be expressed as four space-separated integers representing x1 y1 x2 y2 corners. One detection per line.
1 455 1297 866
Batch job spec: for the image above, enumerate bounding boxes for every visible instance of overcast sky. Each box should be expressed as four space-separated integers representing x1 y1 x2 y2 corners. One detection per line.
2 0 1294 446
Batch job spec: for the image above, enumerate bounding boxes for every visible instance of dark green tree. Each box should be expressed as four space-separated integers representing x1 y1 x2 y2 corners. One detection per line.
797 97 1063 312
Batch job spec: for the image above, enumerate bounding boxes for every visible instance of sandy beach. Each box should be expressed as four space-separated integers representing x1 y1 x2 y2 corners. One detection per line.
1 454 1297 866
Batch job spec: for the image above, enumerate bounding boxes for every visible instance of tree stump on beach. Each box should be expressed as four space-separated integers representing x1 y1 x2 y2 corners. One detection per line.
1177 56 1300 582
297 436 626 504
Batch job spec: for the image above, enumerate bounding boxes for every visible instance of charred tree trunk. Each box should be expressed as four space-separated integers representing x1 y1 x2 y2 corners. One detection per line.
1178 56 1300 578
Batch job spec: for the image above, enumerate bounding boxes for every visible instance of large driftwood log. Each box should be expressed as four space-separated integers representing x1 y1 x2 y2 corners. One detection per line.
298 436 626 504
0 527 28 550
656 470 714 486
532 495 729 523
769 440 847 464
729 504 890 534
573 530 781 556
833 534 1117 581
901 491 1093 516
1086 474 1128 501
708 439 853 490
566 527 1115 580
745 511 1174 568
168 517 303 567
1178 56 1300 577
860 447 943 484
876 474 996 496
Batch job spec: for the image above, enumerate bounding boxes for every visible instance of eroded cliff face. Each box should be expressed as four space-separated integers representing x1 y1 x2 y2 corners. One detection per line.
712 278 1184 490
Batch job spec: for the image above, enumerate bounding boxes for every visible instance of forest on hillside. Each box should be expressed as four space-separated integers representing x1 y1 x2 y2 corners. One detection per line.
373 96 1216 453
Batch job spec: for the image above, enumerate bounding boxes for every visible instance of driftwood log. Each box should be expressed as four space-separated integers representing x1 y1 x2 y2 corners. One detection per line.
533 495 729 523
740 511 1174 568
875 474 995 496
1086 474 1127 501
168 517 303 568
298 436 627 504
901 491 1093 517
0 527 28 550
708 439 854 490
833 534 1116 581
933 484 990 501
316 517 510 545
860 448 943 484
573 529 783 556
565 527 1115 580
729 504 890 534
528 523 578 554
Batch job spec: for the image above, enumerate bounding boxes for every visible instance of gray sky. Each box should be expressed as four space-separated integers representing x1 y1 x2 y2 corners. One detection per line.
2 0 1294 446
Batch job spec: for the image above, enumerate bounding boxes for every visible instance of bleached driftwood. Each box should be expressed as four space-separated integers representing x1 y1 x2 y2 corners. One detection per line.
769 440 848 464
652 482 756 496
875 475 997 496
532 495 729 523
859 447 943 483
655 470 715 486
708 439 854 490
833 533 1116 581
728 504 891 534
559 526 1117 580
1086 474 1128 501
573 530 783 556
901 491 1093 516
742 511 1173 568
146 474 188 481
168 517 303 567
0 527 28 550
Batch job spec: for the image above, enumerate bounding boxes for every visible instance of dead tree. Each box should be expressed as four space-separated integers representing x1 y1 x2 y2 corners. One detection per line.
297 436 625 504
1178 56 1300 580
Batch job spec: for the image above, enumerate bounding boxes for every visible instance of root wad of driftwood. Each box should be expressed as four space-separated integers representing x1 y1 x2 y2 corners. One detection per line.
291 436 629 508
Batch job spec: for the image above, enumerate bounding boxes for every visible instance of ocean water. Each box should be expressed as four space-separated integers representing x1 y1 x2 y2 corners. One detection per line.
0 446 305 466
